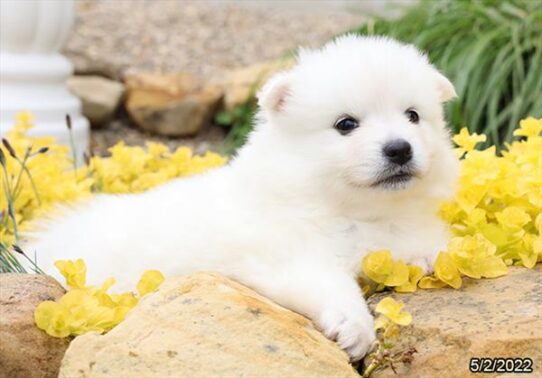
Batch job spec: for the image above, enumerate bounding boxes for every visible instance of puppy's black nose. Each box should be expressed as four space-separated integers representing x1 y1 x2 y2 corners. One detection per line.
383 139 412 165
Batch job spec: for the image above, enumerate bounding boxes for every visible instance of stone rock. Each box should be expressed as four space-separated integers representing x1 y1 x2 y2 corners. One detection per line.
365 265 542 377
60 273 358 378
124 73 223 137
67 75 125 127
0 274 70 378
219 57 295 111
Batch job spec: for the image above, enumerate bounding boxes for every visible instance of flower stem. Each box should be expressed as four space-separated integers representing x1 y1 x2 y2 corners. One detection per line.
66 114 78 179
362 343 385 378
12 147 42 206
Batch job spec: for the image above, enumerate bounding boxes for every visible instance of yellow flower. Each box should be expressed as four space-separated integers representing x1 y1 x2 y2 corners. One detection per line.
362 250 394 283
419 252 462 289
454 185 487 213
395 265 424 293
384 259 409 287
383 323 401 339
374 315 401 339
362 251 409 287
58 289 113 335
453 127 486 156
461 147 500 185
374 315 389 330
448 235 508 279
54 259 86 289
14 111 34 131
463 208 487 230
136 270 165 296
514 117 542 138
517 234 539 268
434 251 462 289
535 236 542 263
34 301 71 338
480 223 517 250
111 292 138 308
375 297 412 326
495 207 531 231
418 276 447 289
146 141 170 157
535 213 542 234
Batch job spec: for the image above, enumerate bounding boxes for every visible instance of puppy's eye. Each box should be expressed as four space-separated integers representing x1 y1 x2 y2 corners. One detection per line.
405 108 420 124
334 116 359 135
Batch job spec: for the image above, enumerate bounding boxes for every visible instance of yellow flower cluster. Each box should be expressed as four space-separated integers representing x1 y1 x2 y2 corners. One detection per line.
90 141 226 193
34 259 164 338
363 118 541 291
362 251 423 293
0 113 227 245
0 113 93 243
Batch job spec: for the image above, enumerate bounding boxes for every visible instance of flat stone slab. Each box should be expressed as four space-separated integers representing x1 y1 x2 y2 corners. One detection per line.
366 265 542 377
60 272 359 378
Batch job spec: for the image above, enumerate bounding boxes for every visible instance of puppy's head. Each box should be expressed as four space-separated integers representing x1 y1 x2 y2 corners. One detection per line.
257 35 459 201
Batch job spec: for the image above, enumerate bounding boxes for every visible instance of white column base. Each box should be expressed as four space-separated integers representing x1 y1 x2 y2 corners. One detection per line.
0 51 90 164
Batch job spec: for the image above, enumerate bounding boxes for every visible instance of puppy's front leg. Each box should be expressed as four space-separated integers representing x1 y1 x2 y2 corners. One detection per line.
245 261 376 361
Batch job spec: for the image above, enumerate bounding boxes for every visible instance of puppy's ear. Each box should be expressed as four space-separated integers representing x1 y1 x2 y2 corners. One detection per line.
436 76 457 102
433 70 457 102
258 72 291 113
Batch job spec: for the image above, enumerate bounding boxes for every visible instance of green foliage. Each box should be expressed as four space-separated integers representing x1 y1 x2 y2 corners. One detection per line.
0 242 44 274
355 0 542 149
215 97 258 154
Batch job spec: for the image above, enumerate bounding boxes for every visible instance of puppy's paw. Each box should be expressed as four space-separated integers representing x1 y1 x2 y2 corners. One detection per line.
317 304 376 361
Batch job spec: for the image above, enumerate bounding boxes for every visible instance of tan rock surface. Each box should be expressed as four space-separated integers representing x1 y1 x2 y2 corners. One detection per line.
365 265 542 378
67 75 125 127
0 274 70 378
219 57 295 111
64 1 363 80
60 272 358 378
124 73 223 137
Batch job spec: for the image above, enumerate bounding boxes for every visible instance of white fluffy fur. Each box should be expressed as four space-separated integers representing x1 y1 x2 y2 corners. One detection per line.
26 35 459 361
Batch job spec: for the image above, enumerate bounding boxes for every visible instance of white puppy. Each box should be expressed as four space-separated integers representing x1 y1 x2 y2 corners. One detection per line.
27 35 459 361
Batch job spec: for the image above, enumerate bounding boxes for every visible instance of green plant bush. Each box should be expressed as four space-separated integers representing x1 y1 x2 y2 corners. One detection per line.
215 98 257 154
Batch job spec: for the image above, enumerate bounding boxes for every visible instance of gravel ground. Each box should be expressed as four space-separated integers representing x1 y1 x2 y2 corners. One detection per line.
63 0 370 155
90 112 228 156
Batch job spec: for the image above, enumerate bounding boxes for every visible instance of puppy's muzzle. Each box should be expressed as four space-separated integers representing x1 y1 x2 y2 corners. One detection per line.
371 140 418 189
